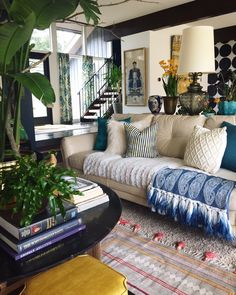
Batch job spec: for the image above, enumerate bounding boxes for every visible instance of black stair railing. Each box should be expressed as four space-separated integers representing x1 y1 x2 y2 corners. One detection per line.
78 58 114 120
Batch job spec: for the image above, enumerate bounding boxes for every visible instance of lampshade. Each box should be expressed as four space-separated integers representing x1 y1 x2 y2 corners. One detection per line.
178 26 215 74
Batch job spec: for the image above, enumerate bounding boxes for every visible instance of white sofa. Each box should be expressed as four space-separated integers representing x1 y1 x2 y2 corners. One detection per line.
61 114 236 235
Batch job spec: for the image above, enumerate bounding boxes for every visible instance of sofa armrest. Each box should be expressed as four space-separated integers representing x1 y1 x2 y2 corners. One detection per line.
61 132 97 168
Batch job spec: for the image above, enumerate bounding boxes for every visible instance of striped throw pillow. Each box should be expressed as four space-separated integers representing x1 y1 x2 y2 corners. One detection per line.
124 123 158 158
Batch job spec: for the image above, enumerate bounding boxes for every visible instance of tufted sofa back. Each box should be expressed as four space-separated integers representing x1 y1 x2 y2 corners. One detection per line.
112 114 236 159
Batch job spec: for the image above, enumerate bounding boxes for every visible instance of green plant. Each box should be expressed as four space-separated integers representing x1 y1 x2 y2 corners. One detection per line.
159 59 178 97
105 64 122 92
0 0 100 161
0 155 82 226
216 70 236 101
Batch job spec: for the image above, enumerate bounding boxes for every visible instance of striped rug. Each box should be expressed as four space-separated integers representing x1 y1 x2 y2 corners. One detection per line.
101 226 236 295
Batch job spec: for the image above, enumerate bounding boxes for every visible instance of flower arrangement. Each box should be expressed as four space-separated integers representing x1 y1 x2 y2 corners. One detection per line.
159 59 178 97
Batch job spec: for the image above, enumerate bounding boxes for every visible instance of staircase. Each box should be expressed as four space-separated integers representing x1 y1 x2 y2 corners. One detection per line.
78 59 120 122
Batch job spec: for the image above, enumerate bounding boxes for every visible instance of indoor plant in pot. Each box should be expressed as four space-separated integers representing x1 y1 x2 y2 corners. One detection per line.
105 64 122 114
159 59 178 114
0 0 100 225
217 70 236 115
0 155 82 227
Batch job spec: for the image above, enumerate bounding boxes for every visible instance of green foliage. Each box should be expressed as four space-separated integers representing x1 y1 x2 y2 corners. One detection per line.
0 155 82 226
105 64 122 91
79 0 101 25
0 0 100 161
11 72 56 105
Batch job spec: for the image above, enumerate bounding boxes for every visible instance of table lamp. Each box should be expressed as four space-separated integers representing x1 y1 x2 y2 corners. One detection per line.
178 26 215 115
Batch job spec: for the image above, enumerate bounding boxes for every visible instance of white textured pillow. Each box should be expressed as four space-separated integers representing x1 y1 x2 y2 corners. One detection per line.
184 125 227 174
105 116 153 155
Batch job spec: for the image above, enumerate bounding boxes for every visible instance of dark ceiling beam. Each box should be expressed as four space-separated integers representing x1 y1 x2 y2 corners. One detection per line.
105 0 236 40
214 25 236 43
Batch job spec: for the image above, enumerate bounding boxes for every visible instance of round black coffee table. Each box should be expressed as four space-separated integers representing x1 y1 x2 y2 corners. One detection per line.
0 184 121 291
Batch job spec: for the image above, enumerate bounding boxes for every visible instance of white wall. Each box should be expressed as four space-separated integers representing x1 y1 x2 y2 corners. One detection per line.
121 25 191 114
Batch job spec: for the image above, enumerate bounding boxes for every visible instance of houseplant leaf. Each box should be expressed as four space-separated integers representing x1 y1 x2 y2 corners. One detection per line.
79 0 101 25
13 0 80 29
11 72 55 105
0 12 35 66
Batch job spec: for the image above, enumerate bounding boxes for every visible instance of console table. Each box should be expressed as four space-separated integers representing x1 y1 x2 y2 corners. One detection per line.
0 184 121 294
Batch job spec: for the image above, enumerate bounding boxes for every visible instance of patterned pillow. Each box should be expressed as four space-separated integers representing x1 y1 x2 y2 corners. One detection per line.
184 125 227 174
124 123 158 158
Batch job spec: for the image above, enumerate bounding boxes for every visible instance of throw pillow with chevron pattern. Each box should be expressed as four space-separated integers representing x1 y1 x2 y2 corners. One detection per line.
124 123 159 158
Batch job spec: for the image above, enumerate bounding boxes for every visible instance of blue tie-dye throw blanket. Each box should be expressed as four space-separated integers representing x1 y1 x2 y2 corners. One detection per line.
147 168 236 240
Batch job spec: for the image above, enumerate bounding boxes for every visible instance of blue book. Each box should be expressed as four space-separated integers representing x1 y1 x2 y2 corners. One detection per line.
0 218 82 253
0 200 78 240
0 223 86 260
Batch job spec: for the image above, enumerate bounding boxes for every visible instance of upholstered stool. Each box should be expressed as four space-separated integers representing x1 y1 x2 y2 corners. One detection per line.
21 255 128 295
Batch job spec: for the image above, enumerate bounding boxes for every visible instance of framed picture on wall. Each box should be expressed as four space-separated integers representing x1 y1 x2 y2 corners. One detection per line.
124 47 147 106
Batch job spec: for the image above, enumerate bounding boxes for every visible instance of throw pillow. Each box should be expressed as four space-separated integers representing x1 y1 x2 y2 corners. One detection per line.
94 117 131 151
124 123 158 158
184 125 227 174
221 121 236 172
105 115 154 155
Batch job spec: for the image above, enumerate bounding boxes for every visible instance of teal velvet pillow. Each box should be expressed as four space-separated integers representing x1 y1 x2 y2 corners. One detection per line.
94 117 131 151
221 121 236 172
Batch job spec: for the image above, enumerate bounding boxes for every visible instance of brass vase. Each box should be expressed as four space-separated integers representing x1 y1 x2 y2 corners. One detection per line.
163 96 178 115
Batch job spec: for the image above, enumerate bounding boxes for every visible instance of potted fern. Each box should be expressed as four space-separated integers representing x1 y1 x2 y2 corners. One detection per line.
105 64 123 113
0 155 82 226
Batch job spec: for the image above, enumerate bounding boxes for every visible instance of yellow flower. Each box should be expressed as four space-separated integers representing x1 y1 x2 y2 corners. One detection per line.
214 97 220 104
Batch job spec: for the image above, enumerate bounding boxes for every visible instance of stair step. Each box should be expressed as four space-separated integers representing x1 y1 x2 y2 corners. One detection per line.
89 105 101 110
88 109 100 114
83 115 98 119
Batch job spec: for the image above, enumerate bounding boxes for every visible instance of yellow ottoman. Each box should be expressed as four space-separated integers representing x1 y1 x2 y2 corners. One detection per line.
22 255 128 295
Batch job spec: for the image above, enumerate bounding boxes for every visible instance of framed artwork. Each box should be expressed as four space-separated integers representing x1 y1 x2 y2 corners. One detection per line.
171 35 190 94
124 48 146 106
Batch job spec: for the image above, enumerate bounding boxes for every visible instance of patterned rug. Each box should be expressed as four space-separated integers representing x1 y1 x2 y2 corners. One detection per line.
120 200 236 272
101 226 236 295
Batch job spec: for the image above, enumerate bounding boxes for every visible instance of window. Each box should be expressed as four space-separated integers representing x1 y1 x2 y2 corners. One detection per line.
29 52 52 125
30 29 51 51
57 28 81 53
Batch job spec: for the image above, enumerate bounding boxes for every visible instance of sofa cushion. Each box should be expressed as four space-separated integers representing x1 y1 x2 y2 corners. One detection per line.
152 115 206 159
204 115 236 129
124 123 158 158
105 116 154 155
184 125 227 174
221 121 236 172
112 113 153 122
94 117 131 151
68 150 96 170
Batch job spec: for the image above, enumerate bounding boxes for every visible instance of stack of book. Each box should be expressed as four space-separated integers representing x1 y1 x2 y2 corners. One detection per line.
65 177 109 212
0 200 86 260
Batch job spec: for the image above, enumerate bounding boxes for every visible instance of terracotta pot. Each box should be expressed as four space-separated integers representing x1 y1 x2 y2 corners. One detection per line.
163 96 178 115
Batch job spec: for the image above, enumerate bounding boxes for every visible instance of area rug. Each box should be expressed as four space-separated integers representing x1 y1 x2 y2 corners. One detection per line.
101 225 236 295
120 200 236 272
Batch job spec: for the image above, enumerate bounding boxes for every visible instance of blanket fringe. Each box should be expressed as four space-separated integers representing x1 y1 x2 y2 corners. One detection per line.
148 188 234 241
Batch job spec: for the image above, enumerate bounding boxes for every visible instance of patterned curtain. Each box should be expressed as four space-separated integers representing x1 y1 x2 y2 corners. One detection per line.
58 53 73 124
82 56 94 108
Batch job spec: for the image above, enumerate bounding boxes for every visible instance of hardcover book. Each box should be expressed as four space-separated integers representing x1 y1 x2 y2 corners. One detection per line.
63 176 98 192
70 186 104 204
75 194 109 212
0 200 78 240
0 223 86 260
0 218 81 253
